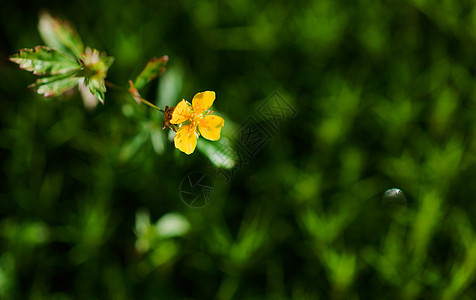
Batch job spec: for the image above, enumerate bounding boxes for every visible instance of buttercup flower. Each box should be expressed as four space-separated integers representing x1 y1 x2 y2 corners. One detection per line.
168 91 224 155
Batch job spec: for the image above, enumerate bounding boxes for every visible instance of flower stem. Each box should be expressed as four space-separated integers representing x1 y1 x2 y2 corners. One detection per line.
105 80 165 113
105 80 128 92
138 96 165 113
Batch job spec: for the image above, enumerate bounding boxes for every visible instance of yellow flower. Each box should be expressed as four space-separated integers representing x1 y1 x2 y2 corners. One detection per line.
169 91 224 155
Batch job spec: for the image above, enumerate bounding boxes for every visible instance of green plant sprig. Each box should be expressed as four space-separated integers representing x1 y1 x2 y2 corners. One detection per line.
9 11 167 111
9 11 233 160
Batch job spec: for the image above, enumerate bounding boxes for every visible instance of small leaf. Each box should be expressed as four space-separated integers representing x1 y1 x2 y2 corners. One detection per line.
82 50 114 104
29 73 80 97
155 213 190 238
85 77 106 104
128 80 142 104
38 11 84 59
134 56 168 90
157 65 183 107
197 137 237 169
9 46 80 75
78 78 99 110
150 126 166 154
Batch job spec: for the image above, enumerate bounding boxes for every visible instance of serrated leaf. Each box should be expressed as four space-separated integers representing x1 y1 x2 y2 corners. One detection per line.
78 78 99 110
85 77 106 104
197 137 237 169
134 56 168 90
38 11 84 59
29 73 80 97
9 46 80 75
82 51 114 104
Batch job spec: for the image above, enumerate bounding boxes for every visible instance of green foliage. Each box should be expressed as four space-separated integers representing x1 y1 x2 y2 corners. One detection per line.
2 1 476 299
84 76 106 103
29 72 80 97
9 14 114 104
38 11 84 58
134 56 169 90
9 46 80 75
82 79 102 106
82 53 114 104
196 137 236 169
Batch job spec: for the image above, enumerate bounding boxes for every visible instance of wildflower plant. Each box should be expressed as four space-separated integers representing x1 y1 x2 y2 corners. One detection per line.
164 92 225 154
9 12 225 156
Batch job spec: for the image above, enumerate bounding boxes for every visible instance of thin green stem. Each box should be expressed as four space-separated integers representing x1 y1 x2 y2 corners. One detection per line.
105 80 128 92
104 80 165 113
138 96 165 113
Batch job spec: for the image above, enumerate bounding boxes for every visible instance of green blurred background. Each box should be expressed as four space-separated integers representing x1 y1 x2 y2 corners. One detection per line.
1 0 476 299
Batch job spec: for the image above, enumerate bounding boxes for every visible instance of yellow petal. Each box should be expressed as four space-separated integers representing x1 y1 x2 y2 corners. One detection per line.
174 124 198 155
198 115 224 141
192 91 215 114
170 100 192 124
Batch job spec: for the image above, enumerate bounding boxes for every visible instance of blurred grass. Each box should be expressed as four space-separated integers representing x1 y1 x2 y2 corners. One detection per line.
1 0 476 299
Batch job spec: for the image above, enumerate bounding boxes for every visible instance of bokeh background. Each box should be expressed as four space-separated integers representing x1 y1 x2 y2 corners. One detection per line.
1 0 476 299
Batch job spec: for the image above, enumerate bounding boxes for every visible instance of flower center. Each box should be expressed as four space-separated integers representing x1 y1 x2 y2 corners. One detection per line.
190 111 203 127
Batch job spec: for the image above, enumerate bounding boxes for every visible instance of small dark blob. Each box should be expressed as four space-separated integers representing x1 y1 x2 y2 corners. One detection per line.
382 188 407 210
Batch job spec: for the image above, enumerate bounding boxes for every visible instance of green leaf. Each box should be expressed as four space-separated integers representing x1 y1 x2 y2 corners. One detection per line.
84 77 106 104
155 213 190 238
9 46 80 75
134 56 168 90
197 137 237 169
157 65 183 107
29 73 80 97
38 11 84 58
82 51 114 104
150 126 166 155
